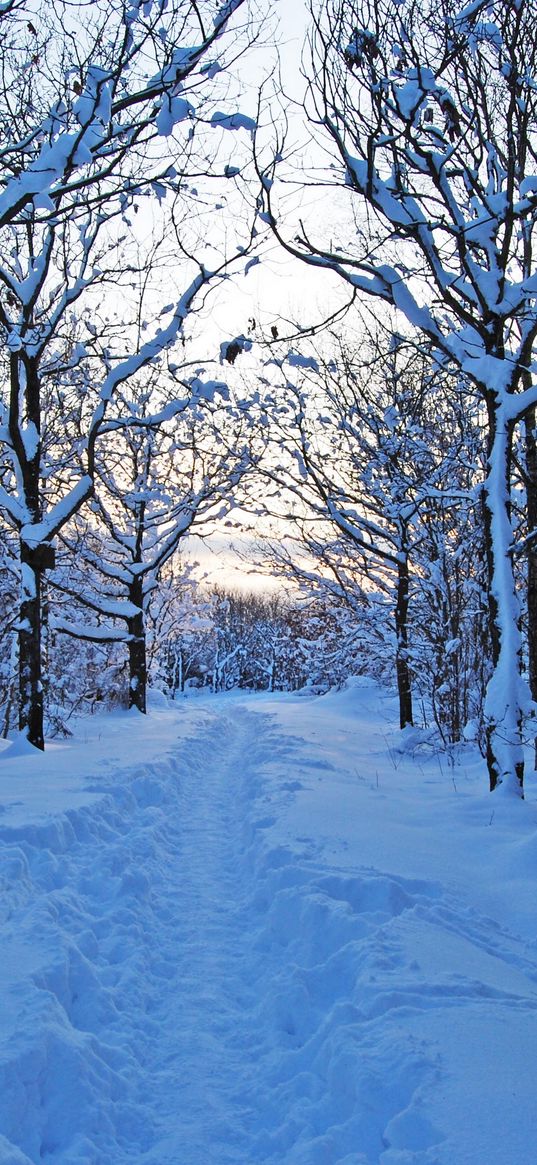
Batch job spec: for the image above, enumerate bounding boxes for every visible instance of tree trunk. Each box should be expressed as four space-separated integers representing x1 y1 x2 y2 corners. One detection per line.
449 554 462 745
18 543 44 749
127 576 147 713
524 410 537 767
395 537 413 730
13 353 47 749
482 408 526 794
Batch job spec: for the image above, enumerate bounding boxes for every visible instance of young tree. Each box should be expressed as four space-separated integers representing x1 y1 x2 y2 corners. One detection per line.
0 0 262 746
261 0 537 792
146 558 212 696
414 471 490 747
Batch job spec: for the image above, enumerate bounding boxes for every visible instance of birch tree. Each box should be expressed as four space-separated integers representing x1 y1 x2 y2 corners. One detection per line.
261 0 537 793
0 0 262 747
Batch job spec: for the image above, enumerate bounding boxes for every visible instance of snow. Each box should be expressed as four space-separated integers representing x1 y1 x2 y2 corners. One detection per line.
20 475 94 548
156 96 195 137
210 110 257 133
73 68 113 129
394 81 423 121
285 351 320 372
1 680 537 1163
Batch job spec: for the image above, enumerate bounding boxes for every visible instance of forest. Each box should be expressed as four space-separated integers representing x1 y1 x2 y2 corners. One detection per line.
1 0 537 795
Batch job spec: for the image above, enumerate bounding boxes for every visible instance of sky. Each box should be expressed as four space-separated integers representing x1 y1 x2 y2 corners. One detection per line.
179 0 354 590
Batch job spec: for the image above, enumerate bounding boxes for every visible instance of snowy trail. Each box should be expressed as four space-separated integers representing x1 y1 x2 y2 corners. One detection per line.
0 703 294 1164
1 688 537 1163
133 706 271 1164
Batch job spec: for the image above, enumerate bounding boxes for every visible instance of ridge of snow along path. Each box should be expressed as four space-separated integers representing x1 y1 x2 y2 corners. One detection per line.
1 680 537 1164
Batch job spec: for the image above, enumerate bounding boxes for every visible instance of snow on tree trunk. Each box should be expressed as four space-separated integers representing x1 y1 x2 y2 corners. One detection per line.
11 346 49 749
523 410 537 769
482 411 527 794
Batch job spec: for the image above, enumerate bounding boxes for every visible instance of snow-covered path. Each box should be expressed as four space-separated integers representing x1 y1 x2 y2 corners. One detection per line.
135 705 273 1164
1 685 537 1164
0 702 299 1165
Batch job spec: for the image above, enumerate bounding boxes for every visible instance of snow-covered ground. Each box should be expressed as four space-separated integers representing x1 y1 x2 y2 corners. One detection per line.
1 679 536 1165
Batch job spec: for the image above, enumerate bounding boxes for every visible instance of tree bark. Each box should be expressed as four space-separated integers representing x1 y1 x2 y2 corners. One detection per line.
12 352 47 749
395 535 413 730
127 576 147 713
524 410 537 767
18 544 44 750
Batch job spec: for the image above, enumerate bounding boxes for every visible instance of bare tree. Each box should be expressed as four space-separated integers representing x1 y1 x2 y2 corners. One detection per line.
260 0 537 793
253 331 479 731
52 373 259 713
0 0 263 746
